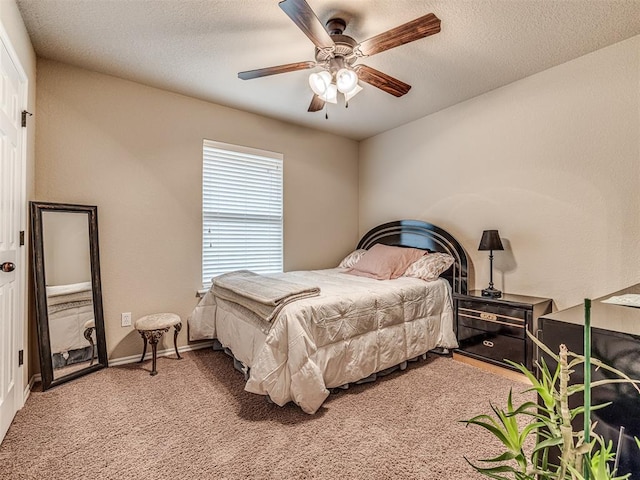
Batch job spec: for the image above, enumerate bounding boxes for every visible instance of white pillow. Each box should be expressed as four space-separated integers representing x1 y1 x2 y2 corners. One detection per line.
403 253 455 282
338 249 368 268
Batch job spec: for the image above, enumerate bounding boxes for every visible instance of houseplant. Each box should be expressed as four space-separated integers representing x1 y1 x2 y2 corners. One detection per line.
462 327 640 479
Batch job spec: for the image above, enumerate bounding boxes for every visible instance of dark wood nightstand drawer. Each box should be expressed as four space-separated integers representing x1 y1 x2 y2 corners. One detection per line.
458 311 525 338
457 325 526 366
458 300 528 323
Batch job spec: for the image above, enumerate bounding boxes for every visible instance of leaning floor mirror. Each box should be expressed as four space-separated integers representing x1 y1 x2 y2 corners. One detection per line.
31 201 108 390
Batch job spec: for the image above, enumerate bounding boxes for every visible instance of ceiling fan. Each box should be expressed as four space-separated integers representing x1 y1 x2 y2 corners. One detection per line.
237 0 441 113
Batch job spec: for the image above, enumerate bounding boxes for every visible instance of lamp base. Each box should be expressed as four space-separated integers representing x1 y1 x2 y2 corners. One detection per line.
481 288 502 298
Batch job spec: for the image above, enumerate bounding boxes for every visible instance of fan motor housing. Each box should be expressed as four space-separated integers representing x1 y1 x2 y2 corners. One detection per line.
315 35 357 66
314 18 357 66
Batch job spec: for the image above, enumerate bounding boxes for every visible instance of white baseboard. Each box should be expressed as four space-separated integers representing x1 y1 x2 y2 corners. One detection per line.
22 341 214 401
23 374 40 405
108 341 214 367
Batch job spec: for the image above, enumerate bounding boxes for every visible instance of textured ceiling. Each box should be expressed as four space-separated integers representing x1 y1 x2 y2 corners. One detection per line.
16 0 640 140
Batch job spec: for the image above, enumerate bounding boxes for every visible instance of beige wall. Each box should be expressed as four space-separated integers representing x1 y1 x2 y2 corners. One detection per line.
42 211 91 286
0 0 37 394
360 35 640 311
35 59 359 361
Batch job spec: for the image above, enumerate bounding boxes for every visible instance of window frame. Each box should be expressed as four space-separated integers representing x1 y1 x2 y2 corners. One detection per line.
202 139 284 288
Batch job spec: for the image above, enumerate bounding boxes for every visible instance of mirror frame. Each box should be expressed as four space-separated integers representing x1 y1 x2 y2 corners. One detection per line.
30 201 108 390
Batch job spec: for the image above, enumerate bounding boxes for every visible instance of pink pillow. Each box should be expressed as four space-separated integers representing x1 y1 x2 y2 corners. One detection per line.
347 244 426 280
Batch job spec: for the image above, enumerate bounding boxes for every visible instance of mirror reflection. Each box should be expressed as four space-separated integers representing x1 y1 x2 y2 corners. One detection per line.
31 202 107 390
42 211 95 379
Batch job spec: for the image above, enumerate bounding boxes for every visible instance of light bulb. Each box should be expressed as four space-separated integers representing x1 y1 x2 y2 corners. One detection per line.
308 71 332 96
336 68 358 93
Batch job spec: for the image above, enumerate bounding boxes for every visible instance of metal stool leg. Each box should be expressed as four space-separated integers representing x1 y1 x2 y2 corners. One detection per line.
143 328 168 376
150 337 159 376
137 325 172 375
174 323 182 359
138 331 148 363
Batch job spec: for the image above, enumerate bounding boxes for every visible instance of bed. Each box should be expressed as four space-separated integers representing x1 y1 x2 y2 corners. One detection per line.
188 220 468 413
46 281 96 368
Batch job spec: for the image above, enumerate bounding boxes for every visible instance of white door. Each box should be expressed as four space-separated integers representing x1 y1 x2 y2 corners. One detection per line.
0 34 25 443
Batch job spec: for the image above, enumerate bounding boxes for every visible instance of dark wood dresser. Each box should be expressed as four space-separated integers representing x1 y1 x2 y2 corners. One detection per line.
538 284 640 477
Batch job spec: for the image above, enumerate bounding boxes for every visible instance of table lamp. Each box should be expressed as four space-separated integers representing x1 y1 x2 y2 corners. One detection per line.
478 230 504 298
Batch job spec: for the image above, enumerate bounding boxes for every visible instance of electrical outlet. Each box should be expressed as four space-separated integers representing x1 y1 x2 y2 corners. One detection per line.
121 312 132 327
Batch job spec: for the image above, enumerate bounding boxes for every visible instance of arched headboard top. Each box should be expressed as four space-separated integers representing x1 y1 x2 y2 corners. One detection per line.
356 219 468 295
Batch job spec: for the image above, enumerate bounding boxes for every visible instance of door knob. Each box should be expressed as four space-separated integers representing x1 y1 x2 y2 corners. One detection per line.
1 262 16 272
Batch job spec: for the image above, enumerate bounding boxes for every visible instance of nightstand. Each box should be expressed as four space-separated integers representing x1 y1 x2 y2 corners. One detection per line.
454 291 552 371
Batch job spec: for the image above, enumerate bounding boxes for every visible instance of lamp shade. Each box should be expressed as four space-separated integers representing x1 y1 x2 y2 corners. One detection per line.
336 68 358 93
344 84 363 102
319 83 338 104
308 71 332 96
478 230 504 251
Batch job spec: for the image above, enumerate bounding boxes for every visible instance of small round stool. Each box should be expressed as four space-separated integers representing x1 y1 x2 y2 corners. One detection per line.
135 313 182 376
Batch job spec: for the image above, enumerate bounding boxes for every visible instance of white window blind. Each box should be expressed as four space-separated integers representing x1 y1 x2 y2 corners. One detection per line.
202 140 283 287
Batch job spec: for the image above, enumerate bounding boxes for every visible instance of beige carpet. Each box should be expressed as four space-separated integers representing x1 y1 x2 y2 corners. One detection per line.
0 349 534 479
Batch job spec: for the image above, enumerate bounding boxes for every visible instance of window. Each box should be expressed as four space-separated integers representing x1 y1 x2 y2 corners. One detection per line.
202 140 283 287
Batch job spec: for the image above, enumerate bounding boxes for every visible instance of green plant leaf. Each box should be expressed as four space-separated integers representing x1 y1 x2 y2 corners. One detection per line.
462 417 511 447
464 457 534 480
530 435 563 455
478 451 521 463
526 330 559 363
570 402 611 419
565 355 640 394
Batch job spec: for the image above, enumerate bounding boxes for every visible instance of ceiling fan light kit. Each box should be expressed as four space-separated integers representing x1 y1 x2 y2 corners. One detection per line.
309 67 360 106
238 0 441 115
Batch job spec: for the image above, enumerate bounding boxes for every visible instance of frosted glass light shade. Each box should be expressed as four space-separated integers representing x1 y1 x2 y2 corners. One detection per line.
309 71 332 95
319 83 338 104
344 84 363 102
336 68 358 93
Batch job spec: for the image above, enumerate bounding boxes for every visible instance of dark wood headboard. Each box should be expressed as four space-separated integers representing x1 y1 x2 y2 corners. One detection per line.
356 219 468 295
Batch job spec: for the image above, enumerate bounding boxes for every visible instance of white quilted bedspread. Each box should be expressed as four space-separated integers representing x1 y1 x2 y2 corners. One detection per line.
189 268 457 414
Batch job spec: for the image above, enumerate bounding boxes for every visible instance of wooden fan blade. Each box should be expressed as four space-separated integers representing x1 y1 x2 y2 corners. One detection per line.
238 61 316 80
357 13 440 57
354 64 411 97
279 0 335 50
308 94 325 112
